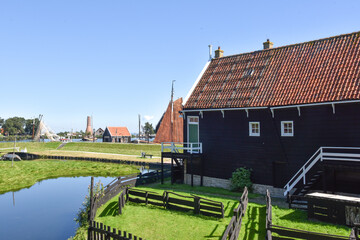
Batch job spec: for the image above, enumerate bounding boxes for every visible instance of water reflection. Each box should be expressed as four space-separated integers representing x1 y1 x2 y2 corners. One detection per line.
0 176 110 240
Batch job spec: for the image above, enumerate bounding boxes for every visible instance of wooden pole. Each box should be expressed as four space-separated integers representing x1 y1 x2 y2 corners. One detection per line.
161 156 164 184
89 177 94 221
170 80 175 143
138 114 141 141
11 135 16 167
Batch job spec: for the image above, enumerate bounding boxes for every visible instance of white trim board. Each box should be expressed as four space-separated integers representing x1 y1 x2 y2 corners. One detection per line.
183 61 210 106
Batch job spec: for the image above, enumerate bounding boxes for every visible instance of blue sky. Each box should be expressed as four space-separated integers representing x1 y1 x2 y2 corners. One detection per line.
1 0 359 133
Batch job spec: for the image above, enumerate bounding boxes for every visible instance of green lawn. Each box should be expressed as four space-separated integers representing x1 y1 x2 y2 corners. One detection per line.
0 159 139 194
94 184 351 240
0 141 163 157
61 142 162 156
0 142 61 153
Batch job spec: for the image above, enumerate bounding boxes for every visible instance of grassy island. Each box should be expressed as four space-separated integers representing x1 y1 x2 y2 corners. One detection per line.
0 159 139 194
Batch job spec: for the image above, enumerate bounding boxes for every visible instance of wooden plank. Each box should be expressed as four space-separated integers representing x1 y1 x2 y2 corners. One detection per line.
167 203 193 212
168 197 195 207
200 204 222 213
147 193 164 201
200 210 222 218
129 190 147 198
128 197 146 204
270 226 349 240
147 200 164 207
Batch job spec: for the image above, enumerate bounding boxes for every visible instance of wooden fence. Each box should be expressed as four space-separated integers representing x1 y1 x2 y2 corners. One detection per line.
89 169 171 220
221 187 249 240
119 188 225 218
266 190 357 240
88 221 144 240
349 225 359 240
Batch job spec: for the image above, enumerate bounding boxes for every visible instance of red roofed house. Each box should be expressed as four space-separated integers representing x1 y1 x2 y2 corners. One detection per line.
165 31 360 200
103 127 131 143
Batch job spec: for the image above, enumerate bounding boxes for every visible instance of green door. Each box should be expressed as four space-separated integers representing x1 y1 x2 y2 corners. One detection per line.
188 117 199 150
188 124 199 143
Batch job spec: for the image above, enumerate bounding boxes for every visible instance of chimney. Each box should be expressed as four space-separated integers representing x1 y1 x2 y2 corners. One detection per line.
263 39 273 49
85 116 93 134
215 46 224 58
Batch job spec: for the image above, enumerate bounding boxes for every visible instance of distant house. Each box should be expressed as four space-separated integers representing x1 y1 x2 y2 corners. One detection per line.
163 31 360 198
103 127 131 143
95 128 104 137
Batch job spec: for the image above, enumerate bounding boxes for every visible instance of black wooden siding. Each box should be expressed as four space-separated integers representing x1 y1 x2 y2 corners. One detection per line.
184 103 360 187
102 128 112 142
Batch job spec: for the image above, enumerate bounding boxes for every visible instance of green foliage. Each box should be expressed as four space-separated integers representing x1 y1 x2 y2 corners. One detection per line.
24 118 39 135
75 180 104 227
230 167 252 192
143 122 155 135
2 117 26 135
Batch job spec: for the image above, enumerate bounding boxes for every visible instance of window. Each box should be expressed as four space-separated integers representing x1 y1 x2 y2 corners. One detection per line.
281 121 294 137
249 122 260 136
244 69 254 77
188 116 199 124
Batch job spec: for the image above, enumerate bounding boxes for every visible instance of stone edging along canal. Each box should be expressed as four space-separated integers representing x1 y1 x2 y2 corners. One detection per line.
13 152 170 169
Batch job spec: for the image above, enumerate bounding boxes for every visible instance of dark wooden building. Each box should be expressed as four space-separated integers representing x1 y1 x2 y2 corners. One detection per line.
103 126 131 143
172 32 360 197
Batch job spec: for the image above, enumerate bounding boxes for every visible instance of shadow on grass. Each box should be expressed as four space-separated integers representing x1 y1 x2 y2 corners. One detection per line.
225 201 238 217
98 201 118 217
241 205 266 240
277 207 308 223
204 224 222 239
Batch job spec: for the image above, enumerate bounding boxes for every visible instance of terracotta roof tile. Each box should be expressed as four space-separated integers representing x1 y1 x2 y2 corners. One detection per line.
107 127 131 137
185 31 360 109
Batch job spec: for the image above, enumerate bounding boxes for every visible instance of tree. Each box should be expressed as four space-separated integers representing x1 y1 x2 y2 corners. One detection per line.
2 117 26 135
143 122 155 135
0 117 4 128
25 118 40 135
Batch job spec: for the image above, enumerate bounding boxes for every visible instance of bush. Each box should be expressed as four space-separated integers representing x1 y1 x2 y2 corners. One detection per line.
74 180 104 227
230 167 252 192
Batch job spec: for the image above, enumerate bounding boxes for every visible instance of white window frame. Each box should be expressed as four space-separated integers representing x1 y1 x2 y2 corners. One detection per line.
249 122 260 137
187 116 199 143
281 121 294 137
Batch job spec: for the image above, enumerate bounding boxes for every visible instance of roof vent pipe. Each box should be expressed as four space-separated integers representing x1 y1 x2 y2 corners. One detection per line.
208 44 212 61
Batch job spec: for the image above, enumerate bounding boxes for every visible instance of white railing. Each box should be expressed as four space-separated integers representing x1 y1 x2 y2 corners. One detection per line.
161 142 202 154
0 147 20 152
283 147 360 196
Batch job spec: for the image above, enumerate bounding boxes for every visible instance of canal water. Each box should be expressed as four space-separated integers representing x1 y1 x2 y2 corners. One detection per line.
0 176 111 240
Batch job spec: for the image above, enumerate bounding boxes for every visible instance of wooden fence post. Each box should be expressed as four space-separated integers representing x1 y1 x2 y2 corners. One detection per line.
194 196 200 214
119 193 123 215
89 177 94 221
106 226 111 240
87 221 92 240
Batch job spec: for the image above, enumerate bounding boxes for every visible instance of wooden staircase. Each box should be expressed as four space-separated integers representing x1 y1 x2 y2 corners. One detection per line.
288 169 323 209
284 147 360 209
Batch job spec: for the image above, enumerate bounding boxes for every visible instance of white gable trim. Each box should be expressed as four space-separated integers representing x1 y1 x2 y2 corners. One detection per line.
183 61 210 106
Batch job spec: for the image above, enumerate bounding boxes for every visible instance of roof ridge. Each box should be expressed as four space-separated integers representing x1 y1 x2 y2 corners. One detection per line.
217 30 360 60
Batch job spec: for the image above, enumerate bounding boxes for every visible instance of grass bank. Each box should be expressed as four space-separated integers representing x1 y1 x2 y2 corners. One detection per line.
0 142 163 161
61 142 162 156
0 159 139 194
92 183 351 240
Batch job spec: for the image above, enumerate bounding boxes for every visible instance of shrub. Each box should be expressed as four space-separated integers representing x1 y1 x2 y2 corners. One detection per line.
230 167 252 192
74 180 104 227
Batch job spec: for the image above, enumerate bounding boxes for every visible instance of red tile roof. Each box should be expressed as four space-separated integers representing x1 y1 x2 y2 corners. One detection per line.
107 127 131 137
185 31 360 109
